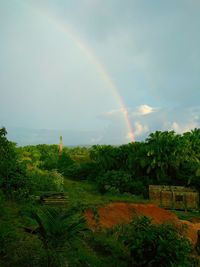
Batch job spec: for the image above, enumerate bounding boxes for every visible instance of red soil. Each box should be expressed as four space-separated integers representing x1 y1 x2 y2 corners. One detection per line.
85 202 200 245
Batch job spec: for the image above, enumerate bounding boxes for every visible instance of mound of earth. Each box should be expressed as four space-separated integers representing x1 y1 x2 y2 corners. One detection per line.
85 202 200 245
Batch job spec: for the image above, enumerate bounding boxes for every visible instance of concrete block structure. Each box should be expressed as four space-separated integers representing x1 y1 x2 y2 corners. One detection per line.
149 185 199 211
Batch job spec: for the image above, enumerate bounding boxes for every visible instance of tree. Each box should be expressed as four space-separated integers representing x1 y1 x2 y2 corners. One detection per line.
145 131 182 183
0 127 28 198
117 216 192 267
96 170 136 194
57 151 74 176
31 206 87 266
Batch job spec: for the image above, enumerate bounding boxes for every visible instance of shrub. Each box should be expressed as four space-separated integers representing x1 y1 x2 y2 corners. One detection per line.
128 179 146 196
67 162 102 181
28 169 64 193
0 222 17 263
57 151 74 176
116 216 192 267
96 170 136 194
87 232 128 267
0 127 30 199
29 206 87 266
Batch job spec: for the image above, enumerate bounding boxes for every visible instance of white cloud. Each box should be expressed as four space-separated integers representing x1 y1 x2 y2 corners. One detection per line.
100 104 156 120
130 104 157 117
129 106 200 140
98 105 200 142
138 105 156 115
134 122 149 137
170 121 198 134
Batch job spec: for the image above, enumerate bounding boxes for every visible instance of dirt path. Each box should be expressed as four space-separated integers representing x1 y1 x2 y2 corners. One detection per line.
85 202 200 245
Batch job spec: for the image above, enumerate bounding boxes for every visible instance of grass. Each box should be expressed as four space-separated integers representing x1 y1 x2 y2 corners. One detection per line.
2 181 200 267
1 181 147 267
172 210 200 222
63 178 148 209
1 178 147 232
63 178 200 225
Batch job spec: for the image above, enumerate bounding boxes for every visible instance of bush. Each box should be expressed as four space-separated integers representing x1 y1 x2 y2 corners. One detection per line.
28 169 64 193
57 151 74 176
87 232 128 267
0 221 17 263
0 127 30 199
128 179 146 196
96 170 137 194
0 190 5 217
67 162 102 181
116 216 192 267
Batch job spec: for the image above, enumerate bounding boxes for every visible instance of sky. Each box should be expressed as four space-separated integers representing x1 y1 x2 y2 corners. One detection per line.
0 0 199 145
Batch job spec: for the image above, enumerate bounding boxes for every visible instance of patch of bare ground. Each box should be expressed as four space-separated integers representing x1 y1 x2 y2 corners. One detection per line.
85 202 200 245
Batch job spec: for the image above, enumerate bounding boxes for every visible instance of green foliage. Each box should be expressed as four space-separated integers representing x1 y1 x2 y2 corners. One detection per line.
96 170 132 194
1 127 200 266
67 146 91 163
87 231 128 267
84 216 196 267
19 144 75 178
37 144 59 170
32 207 86 246
67 161 102 181
57 151 75 176
0 127 29 198
116 216 192 267
0 190 5 217
18 145 42 169
63 178 145 209
90 145 127 171
173 210 200 222
30 206 87 266
10 237 47 267
0 222 17 260
96 170 147 196
90 129 200 195
28 169 64 193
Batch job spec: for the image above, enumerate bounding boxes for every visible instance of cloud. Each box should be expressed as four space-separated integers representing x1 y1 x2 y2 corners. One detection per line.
131 105 157 117
138 105 155 115
56 0 200 107
129 106 200 140
99 105 199 141
1 1 199 145
170 121 199 134
133 122 149 137
100 104 157 120
6 105 200 145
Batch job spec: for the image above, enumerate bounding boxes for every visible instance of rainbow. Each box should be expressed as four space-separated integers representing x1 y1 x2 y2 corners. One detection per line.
18 1 134 142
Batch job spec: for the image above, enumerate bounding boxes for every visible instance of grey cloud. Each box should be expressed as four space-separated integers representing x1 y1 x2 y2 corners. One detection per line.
1 0 199 145
130 106 200 140
99 105 200 141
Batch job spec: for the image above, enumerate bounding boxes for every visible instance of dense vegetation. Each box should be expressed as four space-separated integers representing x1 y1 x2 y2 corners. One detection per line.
16 128 200 197
0 127 200 266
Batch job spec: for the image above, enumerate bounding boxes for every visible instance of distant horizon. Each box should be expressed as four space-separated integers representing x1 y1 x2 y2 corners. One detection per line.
3 125 199 147
5 126 133 146
1 1 199 144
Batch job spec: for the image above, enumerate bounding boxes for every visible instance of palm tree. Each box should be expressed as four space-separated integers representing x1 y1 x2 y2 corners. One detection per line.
146 131 181 183
31 206 87 266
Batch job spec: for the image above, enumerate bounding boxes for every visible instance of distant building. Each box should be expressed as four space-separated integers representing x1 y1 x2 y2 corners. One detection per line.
149 185 199 211
58 135 63 154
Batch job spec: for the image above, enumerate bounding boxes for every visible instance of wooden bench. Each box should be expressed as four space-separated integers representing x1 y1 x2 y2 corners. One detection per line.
40 192 69 206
